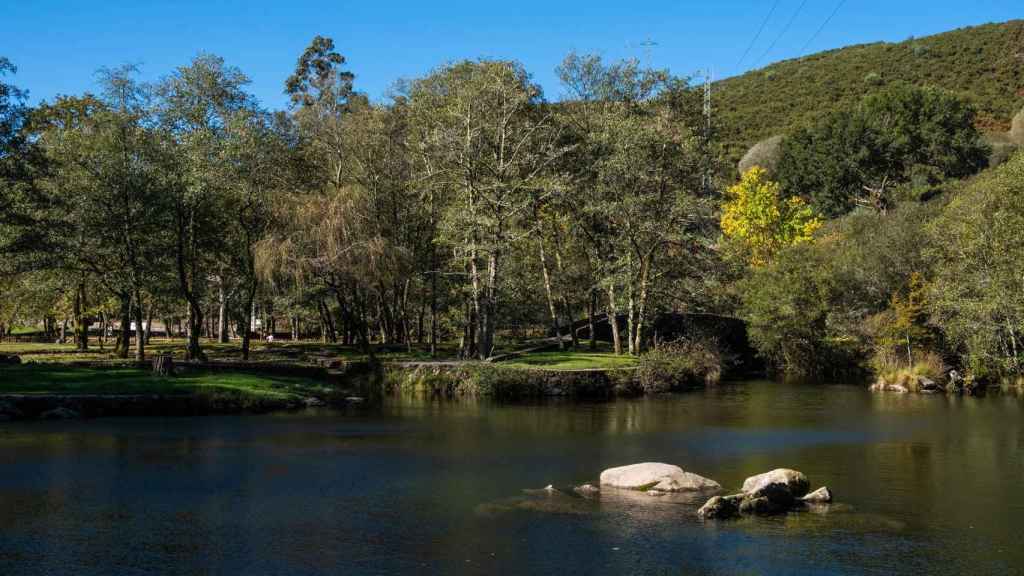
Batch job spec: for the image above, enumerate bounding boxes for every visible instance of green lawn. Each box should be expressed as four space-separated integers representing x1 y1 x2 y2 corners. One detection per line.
0 363 327 401
498 350 639 371
0 338 566 365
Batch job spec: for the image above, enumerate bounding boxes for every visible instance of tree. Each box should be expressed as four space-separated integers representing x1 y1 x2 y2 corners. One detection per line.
928 151 1024 378
0 57 41 274
30 67 169 358
776 83 989 217
884 271 931 367
721 167 821 267
738 242 837 372
556 53 713 355
221 109 285 359
409 60 566 359
157 54 251 360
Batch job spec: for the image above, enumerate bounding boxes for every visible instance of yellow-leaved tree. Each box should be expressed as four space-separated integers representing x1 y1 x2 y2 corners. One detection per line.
721 167 821 266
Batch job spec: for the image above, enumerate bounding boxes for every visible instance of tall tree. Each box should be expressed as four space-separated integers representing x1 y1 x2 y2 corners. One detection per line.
157 54 251 360
409 60 566 359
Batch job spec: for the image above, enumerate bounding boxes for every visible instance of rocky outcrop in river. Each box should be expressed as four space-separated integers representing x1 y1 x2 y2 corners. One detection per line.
698 468 832 520
599 462 721 493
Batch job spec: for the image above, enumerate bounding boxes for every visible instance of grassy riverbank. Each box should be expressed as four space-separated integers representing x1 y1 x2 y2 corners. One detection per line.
0 363 330 403
496 350 639 371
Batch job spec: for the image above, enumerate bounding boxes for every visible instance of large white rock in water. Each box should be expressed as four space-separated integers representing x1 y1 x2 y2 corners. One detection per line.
741 468 810 497
599 463 721 492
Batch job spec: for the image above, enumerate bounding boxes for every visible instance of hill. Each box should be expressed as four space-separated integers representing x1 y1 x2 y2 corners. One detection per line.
714 20 1024 170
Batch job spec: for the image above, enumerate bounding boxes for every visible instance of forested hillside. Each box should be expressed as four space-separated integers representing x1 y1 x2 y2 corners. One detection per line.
715 20 1024 167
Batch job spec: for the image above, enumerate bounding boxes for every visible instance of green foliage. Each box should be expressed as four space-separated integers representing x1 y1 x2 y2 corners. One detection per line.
714 20 1024 168
737 243 837 372
928 151 1024 379
737 197 946 373
776 83 989 217
636 339 721 392
871 348 946 389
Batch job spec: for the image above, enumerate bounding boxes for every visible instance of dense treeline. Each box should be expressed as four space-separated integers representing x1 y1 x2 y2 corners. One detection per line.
2 30 1024 385
0 40 723 362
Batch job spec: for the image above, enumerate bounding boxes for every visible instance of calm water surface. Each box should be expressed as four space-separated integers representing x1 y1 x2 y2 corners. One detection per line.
1 380 1022 575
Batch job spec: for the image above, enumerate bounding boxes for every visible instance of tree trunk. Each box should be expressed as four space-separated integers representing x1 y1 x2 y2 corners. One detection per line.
588 289 597 351
118 295 131 359
241 281 256 361
217 278 229 343
144 304 154 345
73 280 88 351
607 284 622 355
478 253 498 359
538 238 563 349
134 289 145 361
633 257 650 355
186 298 205 361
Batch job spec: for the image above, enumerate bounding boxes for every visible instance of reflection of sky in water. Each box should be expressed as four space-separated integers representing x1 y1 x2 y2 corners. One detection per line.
0 381 1022 575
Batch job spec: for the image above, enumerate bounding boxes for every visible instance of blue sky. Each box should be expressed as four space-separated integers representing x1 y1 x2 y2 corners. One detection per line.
3 1 1020 109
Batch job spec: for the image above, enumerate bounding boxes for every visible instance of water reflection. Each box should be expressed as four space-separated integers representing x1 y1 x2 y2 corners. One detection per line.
1 380 1022 575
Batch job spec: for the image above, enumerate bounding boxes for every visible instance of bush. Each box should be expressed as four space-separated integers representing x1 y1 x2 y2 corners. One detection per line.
637 339 721 393
871 347 946 390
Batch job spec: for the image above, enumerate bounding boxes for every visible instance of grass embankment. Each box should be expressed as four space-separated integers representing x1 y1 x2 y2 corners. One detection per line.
498 350 639 371
0 363 328 404
0 338 629 370
0 339 447 365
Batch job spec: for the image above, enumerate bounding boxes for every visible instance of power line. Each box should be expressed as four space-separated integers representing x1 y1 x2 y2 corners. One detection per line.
800 0 847 54
754 0 809 66
735 0 781 70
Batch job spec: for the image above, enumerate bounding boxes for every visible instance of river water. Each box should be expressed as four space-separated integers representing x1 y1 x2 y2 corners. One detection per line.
1 380 1022 575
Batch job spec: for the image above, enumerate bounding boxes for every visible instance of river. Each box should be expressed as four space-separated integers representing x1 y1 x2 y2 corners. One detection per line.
1 380 1022 575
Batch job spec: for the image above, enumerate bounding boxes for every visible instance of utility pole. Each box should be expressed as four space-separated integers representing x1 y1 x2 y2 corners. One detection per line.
639 38 658 67
697 68 713 193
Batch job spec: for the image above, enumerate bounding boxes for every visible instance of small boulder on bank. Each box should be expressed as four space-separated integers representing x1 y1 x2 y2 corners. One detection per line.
741 468 810 498
600 462 721 493
0 354 21 365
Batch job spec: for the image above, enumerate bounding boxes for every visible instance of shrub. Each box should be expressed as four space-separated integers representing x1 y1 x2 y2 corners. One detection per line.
871 347 946 390
637 339 721 393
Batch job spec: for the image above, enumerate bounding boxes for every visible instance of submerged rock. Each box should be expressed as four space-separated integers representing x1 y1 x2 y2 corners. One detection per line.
801 486 833 504
599 463 721 493
742 468 810 498
40 407 81 420
574 483 600 495
0 402 22 421
303 397 327 407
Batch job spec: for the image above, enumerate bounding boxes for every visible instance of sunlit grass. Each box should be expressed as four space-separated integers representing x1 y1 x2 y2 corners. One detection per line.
498 350 639 371
0 363 326 399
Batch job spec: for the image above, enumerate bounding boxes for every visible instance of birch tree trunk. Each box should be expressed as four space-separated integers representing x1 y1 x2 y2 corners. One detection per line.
538 238 563 349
